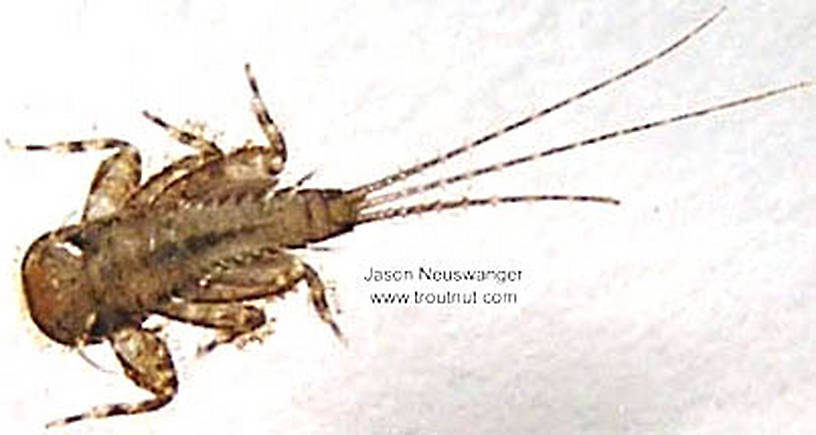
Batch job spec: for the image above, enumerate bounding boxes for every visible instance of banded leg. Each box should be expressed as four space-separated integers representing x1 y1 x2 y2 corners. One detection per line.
127 111 226 207
178 249 343 340
133 64 287 207
182 249 305 302
149 146 284 207
153 300 268 355
302 263 343 341
245 63 287 170
84 142 141 220
127 153 220 207
134 113 280 207
142 110 222 156
13 138 142 221
47 327 177 427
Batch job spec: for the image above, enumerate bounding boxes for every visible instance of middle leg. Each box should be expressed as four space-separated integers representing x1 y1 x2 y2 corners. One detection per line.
176 248 344 340
153 299 270 355
132 65 289 208
128 111 225 207
142 110 222 156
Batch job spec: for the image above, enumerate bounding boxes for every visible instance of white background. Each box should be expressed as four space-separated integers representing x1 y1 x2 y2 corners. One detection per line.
1 1 815 434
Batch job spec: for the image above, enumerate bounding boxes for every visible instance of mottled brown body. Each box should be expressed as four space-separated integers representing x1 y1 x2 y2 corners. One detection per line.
21 65 363 427
17 9 813 428
25 185 360 342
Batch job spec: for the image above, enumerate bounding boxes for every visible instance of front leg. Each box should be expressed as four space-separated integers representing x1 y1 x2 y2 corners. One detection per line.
47 326 178 427
13 138 141 221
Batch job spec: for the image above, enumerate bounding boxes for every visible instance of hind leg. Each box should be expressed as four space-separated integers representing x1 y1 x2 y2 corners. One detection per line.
133 65 289 207
245 63 286 169
301 263 343 341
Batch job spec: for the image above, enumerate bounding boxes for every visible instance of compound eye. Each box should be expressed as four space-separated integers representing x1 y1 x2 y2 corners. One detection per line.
55 240 84 258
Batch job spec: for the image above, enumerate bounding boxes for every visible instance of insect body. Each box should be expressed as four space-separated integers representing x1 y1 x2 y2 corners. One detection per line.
18 9 813 427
